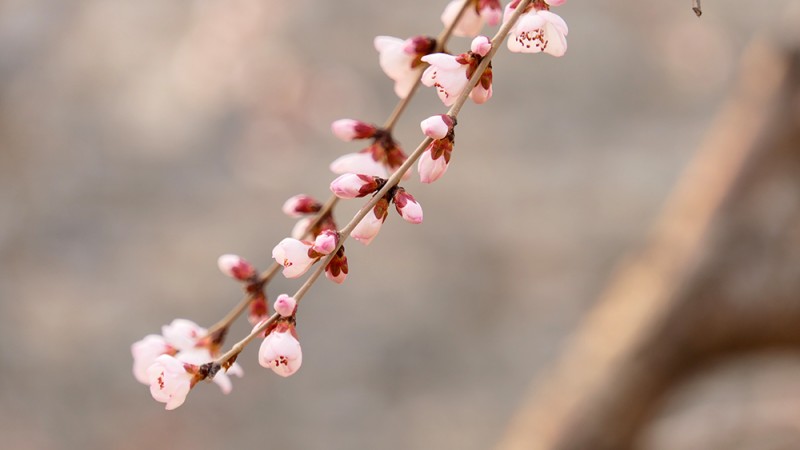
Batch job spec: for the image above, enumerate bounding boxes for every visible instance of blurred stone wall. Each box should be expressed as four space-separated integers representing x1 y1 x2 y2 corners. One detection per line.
0 0 797 449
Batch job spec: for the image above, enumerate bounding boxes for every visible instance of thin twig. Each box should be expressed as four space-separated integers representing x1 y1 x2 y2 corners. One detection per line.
692 0 702 17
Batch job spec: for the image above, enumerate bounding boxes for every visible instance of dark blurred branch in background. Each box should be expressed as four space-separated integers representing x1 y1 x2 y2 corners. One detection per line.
496 37 800 450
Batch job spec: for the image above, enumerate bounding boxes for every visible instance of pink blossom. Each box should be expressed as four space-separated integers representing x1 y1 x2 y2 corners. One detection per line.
282 194 321 218
147 354 196 410
272 238 318 278
546 0 567 6
132 334 173 384
441 0 502 38
176 348 243 395
504 4 568 57
161 318 206 352
420 114 454 140
259 324 303 377
330 173 381 199
216 254 256 281
330 119 377 141
470 36 492 57
351 199 389 245
312 230 338 255
374 35 435 98
421 53 470 107
393 189 423 224
274 294 297 317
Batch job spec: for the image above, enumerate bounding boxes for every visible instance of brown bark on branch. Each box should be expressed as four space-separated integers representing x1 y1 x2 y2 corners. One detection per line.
496 39 800 450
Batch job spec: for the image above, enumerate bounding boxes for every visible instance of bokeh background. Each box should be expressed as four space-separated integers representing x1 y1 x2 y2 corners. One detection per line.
1 0 799 449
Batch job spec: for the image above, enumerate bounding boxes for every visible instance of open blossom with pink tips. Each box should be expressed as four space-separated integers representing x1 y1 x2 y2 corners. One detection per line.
374 35 436 98
147 355 196 410
421 36 494 107
132 334 175 384
504 0 568 57
272 238 319 278
441 0 502 38
161 318 207 352
177 348 244 395
259 323 303 377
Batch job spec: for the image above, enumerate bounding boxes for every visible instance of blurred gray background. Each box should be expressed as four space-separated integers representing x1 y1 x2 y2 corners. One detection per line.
1 0 799 449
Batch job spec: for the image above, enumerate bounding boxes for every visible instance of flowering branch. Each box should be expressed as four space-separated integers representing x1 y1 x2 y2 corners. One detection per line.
133 0 576 410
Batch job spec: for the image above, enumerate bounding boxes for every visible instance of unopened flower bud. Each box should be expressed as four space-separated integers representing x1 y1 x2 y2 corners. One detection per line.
312 230 338 255
282 194 321 218
331 119 377 141
325 246 348 284
217 254 257 281
330 173 381 199
352 198 389 245
393 189 423 224
274 294 297 317
471 36 492 57
420 114 455 140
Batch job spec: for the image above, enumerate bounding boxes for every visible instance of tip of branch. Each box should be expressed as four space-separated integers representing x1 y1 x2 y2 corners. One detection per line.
692 7 702 17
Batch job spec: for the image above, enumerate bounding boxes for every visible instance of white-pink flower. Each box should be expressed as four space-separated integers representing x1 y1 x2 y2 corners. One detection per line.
272 238 318 278
282 194 321 218
421 53 470 107
374 35 435 98
504 4 568 57
418 137 453 184
217 254 256 281
330 173 380 199
441 0 502 38
312 230 338 255
393 189 423 224
132 334 173 384
329 151 389 178
420 114 455 140
147 354 196 410
331 119 377 141
176 348 243 395
274 294 297 317
259 325 303 377
291 217 313 240
161 318 206 352
351 200 389 245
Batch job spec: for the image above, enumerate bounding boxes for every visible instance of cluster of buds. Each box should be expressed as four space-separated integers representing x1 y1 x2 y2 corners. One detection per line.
330 174 423 245
134 0 572 411
276 195 349 284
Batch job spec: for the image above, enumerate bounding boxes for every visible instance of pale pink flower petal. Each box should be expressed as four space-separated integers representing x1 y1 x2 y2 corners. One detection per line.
545 0 567 6
132 334 172 384
420 114 454 140
175 348 242 395
259 328 303 377
147 355 195 410
217 254 256 281
374 36 420 98
418 149 450 184
329 152 389 178
421 54 470 107
274 294 297 317
351 208 386 246
441 0 484 37
331 119 377 141
470 82 492 104
480 1 503 26
272 238 317 278
161 319 206 352
329 173 380 199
